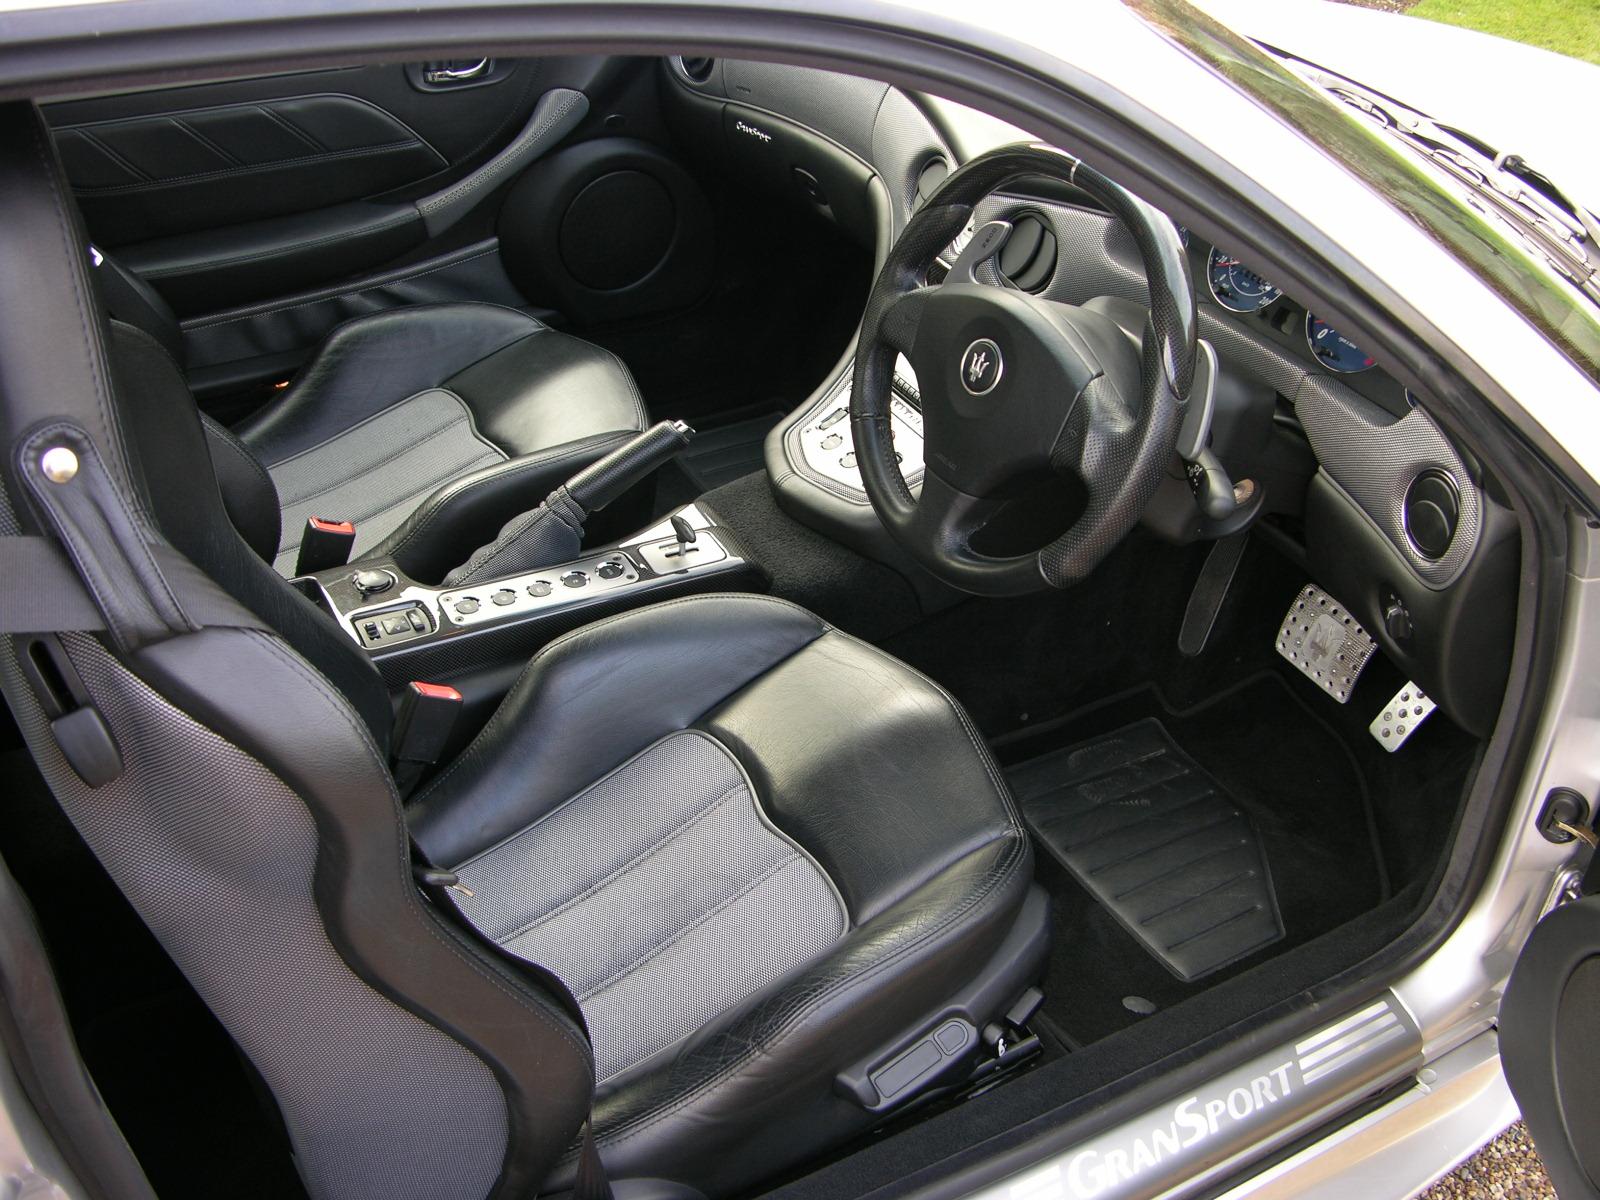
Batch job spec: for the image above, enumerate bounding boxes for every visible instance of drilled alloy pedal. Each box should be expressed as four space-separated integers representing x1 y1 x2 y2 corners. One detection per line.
1275 584 1377 703
1369 682 1436 751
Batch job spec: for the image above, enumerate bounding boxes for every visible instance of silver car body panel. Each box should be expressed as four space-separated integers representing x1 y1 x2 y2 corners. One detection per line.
0 2 1596 1199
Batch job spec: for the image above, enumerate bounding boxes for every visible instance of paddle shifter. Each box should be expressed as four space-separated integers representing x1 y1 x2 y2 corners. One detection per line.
443 420 693 586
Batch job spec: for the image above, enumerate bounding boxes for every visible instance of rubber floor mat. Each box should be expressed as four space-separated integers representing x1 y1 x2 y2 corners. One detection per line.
1010 719 1284 982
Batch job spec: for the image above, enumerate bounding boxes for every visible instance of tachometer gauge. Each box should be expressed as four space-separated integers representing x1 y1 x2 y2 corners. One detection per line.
1305 313 1376 374
1206 248 1281 313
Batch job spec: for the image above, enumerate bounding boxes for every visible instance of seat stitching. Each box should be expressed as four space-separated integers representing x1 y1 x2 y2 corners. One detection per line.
574 852 803 1004
272 413 490 508
377 431 633 559
138 208 421 278
263 387 503 471
412 594 824 806
589 833 1028 1151
278 464 499 567
245 630 593 1064
202 416 278 504
182 246 507 330
486 784 747 944
75 141 427 197
28 118 148 537
450 730 732 869
574 619 1026 1148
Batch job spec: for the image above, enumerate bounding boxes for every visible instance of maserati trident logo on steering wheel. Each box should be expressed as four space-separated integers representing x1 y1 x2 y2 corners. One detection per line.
960 338 1003 395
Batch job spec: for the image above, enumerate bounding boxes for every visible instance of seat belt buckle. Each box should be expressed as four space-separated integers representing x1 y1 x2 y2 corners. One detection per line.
392 681 463 794
295 517 356 576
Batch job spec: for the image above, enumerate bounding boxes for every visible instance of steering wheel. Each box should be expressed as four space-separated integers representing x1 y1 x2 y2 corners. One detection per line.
852 144 1197 596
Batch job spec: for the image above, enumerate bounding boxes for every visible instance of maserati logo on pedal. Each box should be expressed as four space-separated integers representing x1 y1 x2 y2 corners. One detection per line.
961 338 1003 395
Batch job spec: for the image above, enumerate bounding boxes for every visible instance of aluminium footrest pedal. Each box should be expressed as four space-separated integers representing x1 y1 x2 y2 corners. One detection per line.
1275 583 1376 703
1009 720 1283 982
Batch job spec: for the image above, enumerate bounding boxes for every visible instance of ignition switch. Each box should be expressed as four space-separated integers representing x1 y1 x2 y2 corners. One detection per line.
1537 787 1599 849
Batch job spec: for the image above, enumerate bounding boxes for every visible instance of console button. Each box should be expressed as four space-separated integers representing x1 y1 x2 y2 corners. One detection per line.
454 598 480 615
491 588 516 607
596 560 625 580
363 621 380 640
527 580 553 597
561 571 588 588
820 433 843 451
352 569 394 596
840 452 856 468
380 614 410 636
818 407 848 429
407 610 427 633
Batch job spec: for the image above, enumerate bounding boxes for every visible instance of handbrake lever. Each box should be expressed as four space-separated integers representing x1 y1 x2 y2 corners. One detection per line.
443 420 694 586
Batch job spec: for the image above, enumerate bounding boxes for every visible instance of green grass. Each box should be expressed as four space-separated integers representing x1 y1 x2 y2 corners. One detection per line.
1406 0 1600 66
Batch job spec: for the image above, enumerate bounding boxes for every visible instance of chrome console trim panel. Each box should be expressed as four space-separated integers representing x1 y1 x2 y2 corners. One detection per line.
295 504 757 679
785 355 924 501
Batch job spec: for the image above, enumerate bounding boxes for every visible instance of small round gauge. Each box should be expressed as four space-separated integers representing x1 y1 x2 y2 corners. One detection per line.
1305 313 1376 374
1207 247 1281 313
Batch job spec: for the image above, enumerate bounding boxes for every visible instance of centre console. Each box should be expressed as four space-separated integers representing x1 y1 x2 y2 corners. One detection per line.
293 503 761 687
766 351 959 608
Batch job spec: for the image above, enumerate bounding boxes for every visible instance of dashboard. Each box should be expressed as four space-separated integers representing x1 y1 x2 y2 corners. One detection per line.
660 55 1517 736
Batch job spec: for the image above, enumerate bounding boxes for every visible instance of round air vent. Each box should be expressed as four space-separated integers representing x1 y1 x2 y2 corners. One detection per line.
675 56 715 83
914 157 949 209
997 214 1058 293
1403 468 1460 560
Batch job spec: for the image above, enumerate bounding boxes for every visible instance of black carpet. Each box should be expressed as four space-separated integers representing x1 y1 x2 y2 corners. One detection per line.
1000 673 1384 1046
700 470 923 642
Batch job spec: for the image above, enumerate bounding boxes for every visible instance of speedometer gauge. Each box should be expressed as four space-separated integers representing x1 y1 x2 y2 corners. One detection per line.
1305 313 1376 374
1206 248 1281 313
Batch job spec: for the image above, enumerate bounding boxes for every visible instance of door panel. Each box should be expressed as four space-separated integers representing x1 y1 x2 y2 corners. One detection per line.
1501 890 1600 1199
46 62 549 245
54 93 446 244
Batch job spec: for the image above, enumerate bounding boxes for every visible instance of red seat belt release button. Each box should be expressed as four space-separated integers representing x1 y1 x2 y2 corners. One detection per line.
295 517 357 576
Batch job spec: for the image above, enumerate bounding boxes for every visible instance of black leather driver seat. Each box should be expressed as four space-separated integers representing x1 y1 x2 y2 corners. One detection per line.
409 593 1039 1192
0 102 1043 1200
93 250 649 581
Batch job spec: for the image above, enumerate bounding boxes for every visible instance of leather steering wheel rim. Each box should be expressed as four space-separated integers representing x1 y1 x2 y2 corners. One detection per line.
851 144 1197 596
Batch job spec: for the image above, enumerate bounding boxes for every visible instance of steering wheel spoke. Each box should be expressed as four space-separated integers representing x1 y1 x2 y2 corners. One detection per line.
851 145 1196 597
909 470 1001 553
878 286 934 357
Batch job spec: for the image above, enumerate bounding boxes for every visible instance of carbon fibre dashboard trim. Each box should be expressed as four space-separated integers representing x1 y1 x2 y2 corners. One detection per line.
970 191 1484 587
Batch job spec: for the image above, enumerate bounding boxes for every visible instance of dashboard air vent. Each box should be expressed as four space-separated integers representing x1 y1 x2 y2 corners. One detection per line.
677 56 716 83
997 214 1058 293
914 157 950 209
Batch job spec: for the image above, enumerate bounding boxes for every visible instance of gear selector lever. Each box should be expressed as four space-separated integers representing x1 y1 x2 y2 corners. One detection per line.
443 420 693 586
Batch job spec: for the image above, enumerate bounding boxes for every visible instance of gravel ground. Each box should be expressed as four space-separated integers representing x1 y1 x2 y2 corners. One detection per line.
1417 1124 1554 1200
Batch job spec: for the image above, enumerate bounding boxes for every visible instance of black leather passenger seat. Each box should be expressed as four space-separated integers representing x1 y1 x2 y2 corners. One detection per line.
94 249 650 582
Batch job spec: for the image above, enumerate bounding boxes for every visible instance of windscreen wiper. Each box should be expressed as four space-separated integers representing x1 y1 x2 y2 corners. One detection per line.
1290 59 1600 306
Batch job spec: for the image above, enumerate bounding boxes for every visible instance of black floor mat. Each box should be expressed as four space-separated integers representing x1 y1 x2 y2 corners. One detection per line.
675 411 783 492
1011 719 1284 983
999 672 1385 1046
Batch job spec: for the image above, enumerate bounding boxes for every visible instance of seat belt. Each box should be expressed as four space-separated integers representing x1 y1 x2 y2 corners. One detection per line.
0 535 263 634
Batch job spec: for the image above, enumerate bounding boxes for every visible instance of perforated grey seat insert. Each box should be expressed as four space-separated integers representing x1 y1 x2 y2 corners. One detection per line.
450 730 848 1083
266 387 505 574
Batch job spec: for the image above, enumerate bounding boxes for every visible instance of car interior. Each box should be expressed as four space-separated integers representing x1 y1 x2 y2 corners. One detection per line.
0 50 1520 1200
